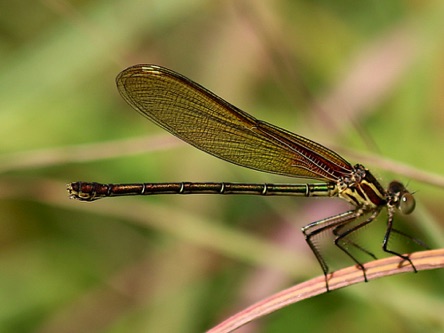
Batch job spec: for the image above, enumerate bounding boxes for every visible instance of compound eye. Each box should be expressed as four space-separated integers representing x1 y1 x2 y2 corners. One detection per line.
399 192 415 214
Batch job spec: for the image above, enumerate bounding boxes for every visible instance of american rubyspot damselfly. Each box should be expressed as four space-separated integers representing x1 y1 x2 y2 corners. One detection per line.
68 64 427 290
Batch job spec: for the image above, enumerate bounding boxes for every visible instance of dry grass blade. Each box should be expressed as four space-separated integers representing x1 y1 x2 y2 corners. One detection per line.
0 135 181 175
207 249 444 333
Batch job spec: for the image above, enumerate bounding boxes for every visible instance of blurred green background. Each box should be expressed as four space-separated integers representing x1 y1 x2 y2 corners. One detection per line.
0 1 443 332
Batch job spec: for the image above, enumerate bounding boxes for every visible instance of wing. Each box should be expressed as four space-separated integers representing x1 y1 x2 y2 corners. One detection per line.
116 64 353 181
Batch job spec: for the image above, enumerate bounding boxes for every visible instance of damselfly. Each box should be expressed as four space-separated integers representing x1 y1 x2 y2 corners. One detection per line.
68 64 426 290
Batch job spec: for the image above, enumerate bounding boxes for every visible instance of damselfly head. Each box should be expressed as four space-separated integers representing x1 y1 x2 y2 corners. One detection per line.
387 181 416 215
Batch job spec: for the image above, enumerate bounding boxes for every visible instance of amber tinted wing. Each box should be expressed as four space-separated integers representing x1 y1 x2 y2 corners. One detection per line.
116 64 353 181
